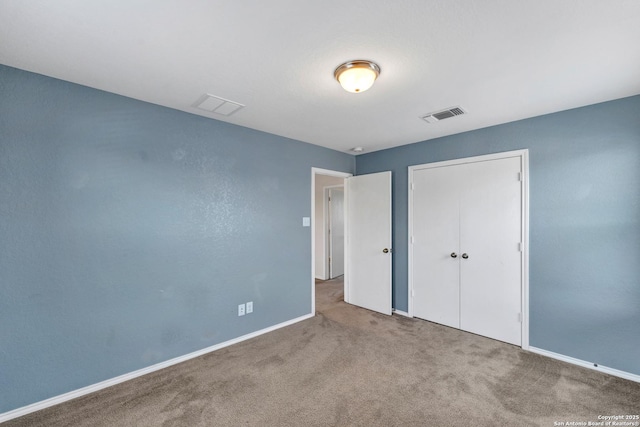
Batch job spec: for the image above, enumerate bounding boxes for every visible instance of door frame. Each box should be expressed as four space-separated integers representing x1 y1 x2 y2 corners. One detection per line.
311 168 352 315
325 185 345 279
408 149 530 349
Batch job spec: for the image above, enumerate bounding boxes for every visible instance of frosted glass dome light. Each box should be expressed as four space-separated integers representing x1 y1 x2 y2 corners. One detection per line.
334 60 381 93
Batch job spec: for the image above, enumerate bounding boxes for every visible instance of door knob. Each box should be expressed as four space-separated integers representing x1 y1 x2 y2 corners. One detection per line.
383 248 390 254
450 252 457 258
462 253 469 259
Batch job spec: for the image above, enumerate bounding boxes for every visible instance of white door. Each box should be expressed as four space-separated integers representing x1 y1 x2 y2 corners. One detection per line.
459 158 522 345
346 171 392 315
412 165 461 328
411 155 524 345
328 187 344 278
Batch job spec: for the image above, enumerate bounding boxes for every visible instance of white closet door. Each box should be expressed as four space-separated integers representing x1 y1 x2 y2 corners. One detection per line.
410 153 525 346
459 157 522 345
412 166 461 328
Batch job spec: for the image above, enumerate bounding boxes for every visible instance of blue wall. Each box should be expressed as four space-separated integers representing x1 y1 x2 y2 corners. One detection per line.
0 64 354 413
356 95 640 376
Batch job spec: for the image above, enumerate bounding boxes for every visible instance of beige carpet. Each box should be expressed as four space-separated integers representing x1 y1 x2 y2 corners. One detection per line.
6 277 640 426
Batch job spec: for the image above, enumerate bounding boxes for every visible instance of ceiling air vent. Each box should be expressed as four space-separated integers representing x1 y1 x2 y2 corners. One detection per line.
193 94 245 116
421 106 466 124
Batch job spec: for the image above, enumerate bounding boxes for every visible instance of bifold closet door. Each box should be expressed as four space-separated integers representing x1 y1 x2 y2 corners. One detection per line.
459 157 522 345
411 156 523 346
412 165 460 328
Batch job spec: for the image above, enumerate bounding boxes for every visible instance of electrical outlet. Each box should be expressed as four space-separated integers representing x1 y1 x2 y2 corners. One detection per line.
246 301 253 314
238 303 245 316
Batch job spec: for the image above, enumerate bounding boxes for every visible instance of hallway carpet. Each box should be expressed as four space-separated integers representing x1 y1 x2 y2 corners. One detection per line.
6 277 639 426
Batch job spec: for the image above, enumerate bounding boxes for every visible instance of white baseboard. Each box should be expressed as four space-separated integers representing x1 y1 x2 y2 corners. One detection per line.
392 309 411 318
0 313 314 423
528 346 640 383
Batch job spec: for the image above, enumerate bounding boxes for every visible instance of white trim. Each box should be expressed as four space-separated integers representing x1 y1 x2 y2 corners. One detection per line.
528 347 640 383
408 149 530 349
392 309 411 318
409 149 528 171
311 168 352 315
0 313 314 423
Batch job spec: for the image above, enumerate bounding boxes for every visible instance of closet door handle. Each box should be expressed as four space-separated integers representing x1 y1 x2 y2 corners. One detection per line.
450 252 458 258
461 253 469 259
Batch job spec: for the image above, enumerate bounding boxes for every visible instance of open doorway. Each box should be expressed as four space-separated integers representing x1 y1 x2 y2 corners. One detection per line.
315 177 344 280
311 168 351 314
325 186 344 279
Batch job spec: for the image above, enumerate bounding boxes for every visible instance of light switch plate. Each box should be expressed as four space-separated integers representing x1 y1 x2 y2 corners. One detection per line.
302 217 310 227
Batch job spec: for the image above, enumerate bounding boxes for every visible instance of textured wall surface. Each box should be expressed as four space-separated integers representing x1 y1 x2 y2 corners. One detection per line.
0 65 354 413
356 95 640 376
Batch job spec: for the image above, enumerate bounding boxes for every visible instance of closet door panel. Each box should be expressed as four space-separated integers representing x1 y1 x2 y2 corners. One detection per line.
412 166 460 328
459 157 522 345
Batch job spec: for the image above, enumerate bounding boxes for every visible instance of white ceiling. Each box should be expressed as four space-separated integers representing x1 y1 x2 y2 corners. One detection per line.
1 1 639 154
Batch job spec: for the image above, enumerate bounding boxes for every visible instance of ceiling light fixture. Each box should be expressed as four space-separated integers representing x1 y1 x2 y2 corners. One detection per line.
351 147 364 153
334 60 381 93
